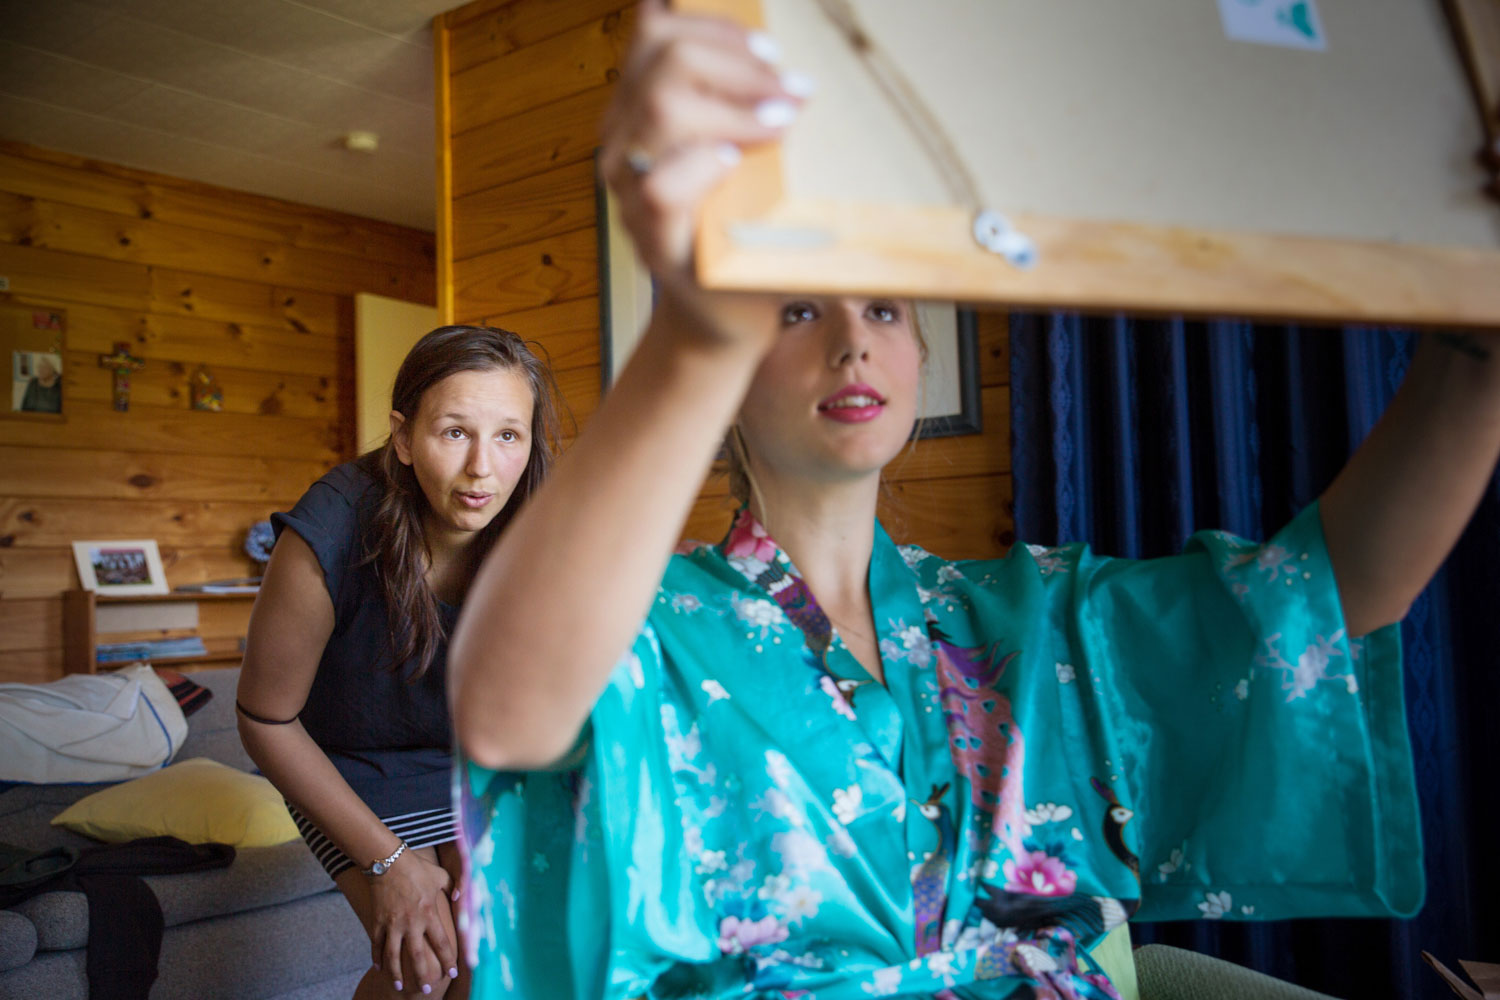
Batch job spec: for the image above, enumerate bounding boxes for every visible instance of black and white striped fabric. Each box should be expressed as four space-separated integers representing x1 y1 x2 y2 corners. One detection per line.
286 802 457 880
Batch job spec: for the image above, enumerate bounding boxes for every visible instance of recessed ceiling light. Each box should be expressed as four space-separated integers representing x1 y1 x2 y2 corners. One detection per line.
342 131 379 153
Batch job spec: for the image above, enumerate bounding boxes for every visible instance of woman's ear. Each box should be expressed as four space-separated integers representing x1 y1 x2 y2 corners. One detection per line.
389 411 413 466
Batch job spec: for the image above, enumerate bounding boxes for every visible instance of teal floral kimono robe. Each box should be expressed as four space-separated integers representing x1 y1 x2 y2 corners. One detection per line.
457 504 1423 999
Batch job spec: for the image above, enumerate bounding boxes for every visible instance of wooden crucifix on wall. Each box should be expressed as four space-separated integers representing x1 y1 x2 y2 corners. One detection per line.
98 342 144 412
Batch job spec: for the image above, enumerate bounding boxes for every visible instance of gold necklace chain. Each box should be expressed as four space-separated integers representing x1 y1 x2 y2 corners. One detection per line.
824 604 877 647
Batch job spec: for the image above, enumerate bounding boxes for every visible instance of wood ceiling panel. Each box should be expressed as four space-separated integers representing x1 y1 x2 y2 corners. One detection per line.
0 0 451 229
0 98 434 229
0 40 153 114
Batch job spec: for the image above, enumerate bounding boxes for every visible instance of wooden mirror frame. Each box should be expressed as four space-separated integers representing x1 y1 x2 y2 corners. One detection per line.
681 0 1500 329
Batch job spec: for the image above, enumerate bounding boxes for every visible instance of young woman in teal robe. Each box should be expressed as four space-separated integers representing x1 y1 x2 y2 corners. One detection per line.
447 4 1500 997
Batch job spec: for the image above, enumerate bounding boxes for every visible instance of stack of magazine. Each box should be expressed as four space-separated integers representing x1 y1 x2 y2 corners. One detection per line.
172 577 261 595
96 636 208 665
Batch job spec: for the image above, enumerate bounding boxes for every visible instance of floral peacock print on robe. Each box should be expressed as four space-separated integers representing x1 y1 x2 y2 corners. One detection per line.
456 503 1422 999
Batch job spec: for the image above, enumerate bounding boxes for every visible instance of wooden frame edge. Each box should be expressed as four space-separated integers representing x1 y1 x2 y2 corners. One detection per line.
699 200 1500 328
673 0 766 25
684 0 1500 329
595 147 620 388
434 11 457 326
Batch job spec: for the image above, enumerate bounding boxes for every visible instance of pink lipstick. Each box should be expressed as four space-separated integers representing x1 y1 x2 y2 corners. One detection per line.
817 384 886 424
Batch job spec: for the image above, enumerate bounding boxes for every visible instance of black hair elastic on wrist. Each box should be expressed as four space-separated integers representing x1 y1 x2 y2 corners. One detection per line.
235 700 300 726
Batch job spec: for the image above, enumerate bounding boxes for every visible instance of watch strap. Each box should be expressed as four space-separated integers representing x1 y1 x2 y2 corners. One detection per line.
362 839 408 877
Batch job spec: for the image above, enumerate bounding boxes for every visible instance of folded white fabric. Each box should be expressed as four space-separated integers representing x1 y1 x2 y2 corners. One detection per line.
0 664 188 783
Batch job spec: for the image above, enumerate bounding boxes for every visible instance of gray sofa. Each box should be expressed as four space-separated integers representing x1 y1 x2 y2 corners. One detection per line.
0 667 369 999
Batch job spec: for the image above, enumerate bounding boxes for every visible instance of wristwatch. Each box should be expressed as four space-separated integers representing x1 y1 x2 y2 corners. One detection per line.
362 839 409 877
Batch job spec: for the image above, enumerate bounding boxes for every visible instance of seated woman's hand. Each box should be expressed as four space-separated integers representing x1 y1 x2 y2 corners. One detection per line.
367 851 458 994
599 0 808 304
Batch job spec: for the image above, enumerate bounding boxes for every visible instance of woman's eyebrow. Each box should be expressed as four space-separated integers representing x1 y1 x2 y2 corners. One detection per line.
433 412 529 426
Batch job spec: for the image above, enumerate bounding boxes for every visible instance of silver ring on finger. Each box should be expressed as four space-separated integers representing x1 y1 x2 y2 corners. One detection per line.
624 145 655 177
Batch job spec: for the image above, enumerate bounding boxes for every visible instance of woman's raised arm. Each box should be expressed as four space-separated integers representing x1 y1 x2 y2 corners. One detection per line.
1321 333 1500 636
448 1 805 770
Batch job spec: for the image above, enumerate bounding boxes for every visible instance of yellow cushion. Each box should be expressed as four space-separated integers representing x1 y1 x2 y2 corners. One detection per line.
52 757 300 848
1088 924 1139 1000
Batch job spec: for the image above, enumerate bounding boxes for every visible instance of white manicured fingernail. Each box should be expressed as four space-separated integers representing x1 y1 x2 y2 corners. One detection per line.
755 99 798 128
717 143 742 166
747 31 781 64
781 70 816 98
393 981 403 992
449 967 459 979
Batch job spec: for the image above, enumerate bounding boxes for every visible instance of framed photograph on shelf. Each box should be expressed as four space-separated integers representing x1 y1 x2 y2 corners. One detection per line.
594 161 980 438
2 301 65 420
72 540 170 596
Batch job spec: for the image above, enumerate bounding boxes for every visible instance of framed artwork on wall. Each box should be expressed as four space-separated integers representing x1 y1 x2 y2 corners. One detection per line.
1 302 65 420
595 160 980 438
909 302 981 438
596 152 656 389
72 540 170 596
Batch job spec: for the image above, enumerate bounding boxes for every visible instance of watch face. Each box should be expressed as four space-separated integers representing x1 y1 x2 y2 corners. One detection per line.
371 861 388 875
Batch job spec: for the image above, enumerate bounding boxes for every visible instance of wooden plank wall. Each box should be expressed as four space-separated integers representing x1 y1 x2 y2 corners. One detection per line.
0 142 436 683
438 0 1013 558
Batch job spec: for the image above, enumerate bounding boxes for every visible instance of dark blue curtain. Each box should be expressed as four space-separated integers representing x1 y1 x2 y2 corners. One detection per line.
1010 313 1499 1000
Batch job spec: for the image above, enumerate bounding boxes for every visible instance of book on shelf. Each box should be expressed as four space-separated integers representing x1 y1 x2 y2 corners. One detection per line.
96 636 209 664
172 577 262 595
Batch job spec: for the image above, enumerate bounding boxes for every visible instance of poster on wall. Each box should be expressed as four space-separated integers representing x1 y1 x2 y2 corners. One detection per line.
0 301 66 419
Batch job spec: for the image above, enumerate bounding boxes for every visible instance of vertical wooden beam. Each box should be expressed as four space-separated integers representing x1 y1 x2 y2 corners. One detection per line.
62 589 96 675
336 293 358 458
434 11 457 325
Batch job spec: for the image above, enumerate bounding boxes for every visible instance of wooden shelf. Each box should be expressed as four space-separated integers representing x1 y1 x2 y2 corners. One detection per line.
95 592 260 604
62 589 256 675
98 651 245 667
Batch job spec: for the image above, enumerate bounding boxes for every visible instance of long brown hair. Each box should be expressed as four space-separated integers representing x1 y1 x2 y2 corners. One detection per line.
360 325 561 679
